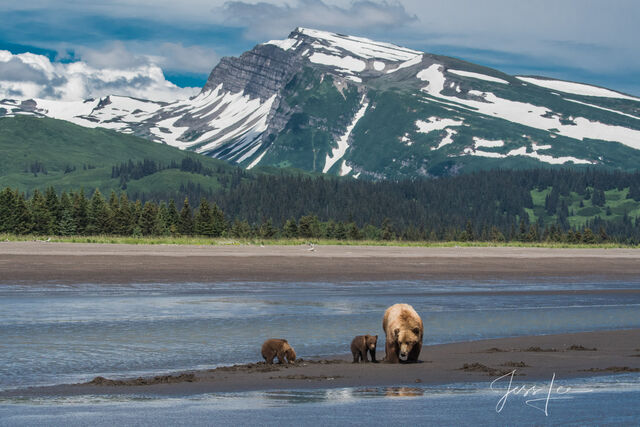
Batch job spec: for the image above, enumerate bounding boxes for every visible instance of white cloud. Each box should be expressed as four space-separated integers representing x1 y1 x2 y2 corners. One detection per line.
0 50 198 102
73 41 218 74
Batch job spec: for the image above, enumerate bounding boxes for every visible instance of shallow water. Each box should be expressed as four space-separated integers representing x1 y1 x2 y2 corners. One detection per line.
1 374 639 426
1 279 640 391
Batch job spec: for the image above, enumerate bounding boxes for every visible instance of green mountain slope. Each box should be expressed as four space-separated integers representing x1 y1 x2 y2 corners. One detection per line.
0 116 238 198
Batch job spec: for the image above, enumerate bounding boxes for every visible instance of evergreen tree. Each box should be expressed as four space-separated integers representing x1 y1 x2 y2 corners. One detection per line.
44 186 60 234
107 191 120 234
178 197 194 235
167 199 179 235
325 220 336 239
211 203 226 237
0 188 17 233
131 200 143 233
154 202 170 236
30 189 52 235
298 215 313 238
14 191 32 234
592 189 606 206
259 218 276 239
283 218 298 238
334 221 347 240
582 228 596 244
73 190 89 235
627 184 640 201
231 219 251 238
87 189 109 235
116 194 134 235
347 222 361 240
58 192 77 236
381 218 394 241
195 199 215 236
139 201 158 235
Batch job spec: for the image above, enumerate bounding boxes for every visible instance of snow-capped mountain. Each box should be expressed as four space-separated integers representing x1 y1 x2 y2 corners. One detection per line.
2 27 640 178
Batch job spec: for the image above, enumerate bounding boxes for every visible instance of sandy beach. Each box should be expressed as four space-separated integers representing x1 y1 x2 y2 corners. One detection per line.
2 241 640 284
3 329 638 397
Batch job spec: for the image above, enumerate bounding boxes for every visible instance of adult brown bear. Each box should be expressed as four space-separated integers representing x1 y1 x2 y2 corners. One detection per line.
382 303 423 363
261 339 297 364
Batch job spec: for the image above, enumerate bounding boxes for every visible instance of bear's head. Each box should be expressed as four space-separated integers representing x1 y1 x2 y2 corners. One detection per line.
365 335 378 351
284 343 296 363
393 327 420 361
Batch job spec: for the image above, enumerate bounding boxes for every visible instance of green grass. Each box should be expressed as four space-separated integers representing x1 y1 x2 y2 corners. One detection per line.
528 187 640 228
2 234 637 248
0 116 239 194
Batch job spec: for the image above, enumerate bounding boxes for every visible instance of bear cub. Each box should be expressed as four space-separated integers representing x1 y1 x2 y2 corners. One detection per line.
350 334 378 363
261 338 297 364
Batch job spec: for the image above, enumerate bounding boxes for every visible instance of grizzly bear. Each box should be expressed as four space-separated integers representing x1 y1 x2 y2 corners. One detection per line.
382 303 423 363
350 334 378 363
261 339 297 364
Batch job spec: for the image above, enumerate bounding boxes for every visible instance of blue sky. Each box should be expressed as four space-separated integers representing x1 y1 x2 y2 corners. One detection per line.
1 0 638 99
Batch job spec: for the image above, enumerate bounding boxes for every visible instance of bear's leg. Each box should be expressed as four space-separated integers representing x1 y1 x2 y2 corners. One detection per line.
369 349 378 363
361 349 369 363
385 342 399 363
407 342 422 362
352 350 359 363
276 350 286 364
264 352 274 364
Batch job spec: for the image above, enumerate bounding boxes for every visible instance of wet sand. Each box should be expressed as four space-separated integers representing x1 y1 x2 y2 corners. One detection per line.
3 329 638 397
2 241 640 284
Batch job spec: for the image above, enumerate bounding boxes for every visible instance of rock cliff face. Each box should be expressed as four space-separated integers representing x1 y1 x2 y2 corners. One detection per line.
203 44 302 101
3 27 640 178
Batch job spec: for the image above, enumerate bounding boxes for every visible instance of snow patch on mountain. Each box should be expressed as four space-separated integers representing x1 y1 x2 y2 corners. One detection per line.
415 117 463 133
417 65 640 150
297 28 421 61
464 145 592 165
386 54 423 74
448 69 509 84
324 95 369 173
473 137 505 148
308 53 366 73
432 129 458 150
339 160 353 176
516 77 640 101
564 98 640 120
264 38 301 51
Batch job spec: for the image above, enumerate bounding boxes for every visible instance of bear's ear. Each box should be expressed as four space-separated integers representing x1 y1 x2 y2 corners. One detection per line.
412 327 420 335
393 328 400 338
375 335 378 339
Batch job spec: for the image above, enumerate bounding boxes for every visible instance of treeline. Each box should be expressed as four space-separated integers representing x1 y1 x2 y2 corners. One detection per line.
210 167 640 243
0 182 639 243
110 157 245 189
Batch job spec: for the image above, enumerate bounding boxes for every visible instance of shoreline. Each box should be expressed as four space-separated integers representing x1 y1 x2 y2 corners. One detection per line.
3 329 639 397
3 242 640 284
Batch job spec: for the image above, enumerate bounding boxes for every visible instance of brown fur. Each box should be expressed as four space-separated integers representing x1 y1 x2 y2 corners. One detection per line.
261 339 297 364
350 334 378 363
382 303 423 363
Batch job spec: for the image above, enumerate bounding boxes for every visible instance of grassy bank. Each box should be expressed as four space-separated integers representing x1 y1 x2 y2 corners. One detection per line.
1 234 637 249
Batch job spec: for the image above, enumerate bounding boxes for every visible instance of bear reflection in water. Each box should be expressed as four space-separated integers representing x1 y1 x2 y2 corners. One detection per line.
385 387 425 397
355 387 425 398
